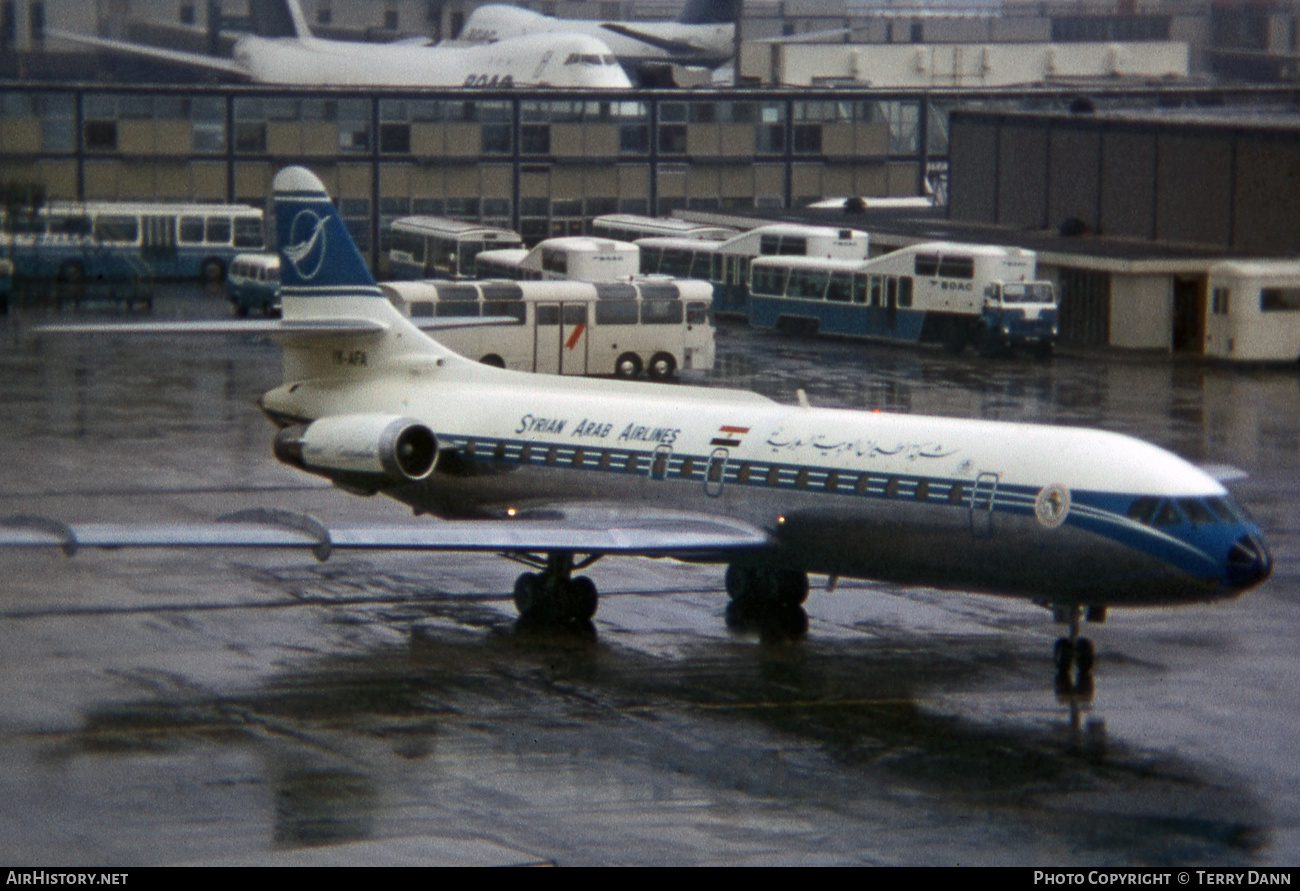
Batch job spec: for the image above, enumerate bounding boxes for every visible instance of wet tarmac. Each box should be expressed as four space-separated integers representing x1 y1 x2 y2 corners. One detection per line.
0 286 1297 865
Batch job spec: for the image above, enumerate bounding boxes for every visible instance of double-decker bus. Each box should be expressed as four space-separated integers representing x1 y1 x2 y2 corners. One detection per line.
387 216 523 280
381 278 714 378
474 236 640 282
747 242 1057 356
637 222 870 315
590 214 737 244
2 201 263 283
1204 260 1300 362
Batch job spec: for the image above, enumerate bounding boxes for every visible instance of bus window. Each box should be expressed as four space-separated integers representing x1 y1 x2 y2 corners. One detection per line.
898 276 914 308
661 249 692 277
92 215 137 243
914 254 939 276
640 246 661 274
436 300 480 317
205 217 231 244
641 300 683 324
480 282 523 302
596 301 638 325
537 305 561 325
869 276 882 307
779 236 807 256
826 272 853 303
759 234 780 255
1261 288 1300 312
852 273 867 304
411 301 434 318
686 301 709 325
563 304 587 325
234 216 263 248
688 250 711 279
751 265 787 297
179 216 205 243
791 268 828 300
483 301 526 323
937 255 975 279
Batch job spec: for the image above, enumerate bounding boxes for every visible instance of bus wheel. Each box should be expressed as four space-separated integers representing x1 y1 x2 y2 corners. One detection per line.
479 354 506 368
615 352 642 378
648 352 676 380
200 258 225 283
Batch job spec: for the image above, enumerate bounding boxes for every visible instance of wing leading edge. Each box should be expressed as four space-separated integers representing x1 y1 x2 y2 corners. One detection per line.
0 508 772 562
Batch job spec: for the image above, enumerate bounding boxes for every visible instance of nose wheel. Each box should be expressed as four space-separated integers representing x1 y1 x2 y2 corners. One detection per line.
1052 604 1103 695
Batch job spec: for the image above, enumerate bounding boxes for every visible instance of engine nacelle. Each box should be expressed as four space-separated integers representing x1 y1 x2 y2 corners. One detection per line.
274 413 438 482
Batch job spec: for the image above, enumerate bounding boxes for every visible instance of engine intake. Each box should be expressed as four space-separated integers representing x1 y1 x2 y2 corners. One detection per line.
274 414 437 482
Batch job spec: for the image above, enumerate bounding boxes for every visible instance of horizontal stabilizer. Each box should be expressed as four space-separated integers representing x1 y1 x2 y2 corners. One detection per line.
33 318 389 337
0 509 771 561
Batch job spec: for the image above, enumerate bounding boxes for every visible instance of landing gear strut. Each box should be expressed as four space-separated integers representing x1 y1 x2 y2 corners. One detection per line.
512 551 598 625
1052 604 1103 696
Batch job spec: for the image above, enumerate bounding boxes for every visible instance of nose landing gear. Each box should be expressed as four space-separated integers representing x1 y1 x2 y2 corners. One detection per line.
1052 604 1104 698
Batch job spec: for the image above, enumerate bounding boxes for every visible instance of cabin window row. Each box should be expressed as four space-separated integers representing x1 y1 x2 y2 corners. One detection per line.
913 254 975 280
456 438 967 502
751 268 915 308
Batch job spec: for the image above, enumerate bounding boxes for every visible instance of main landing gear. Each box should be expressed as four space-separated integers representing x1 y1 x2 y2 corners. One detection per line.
1052 604 1105 698
724 564 810 639
512 551 599 627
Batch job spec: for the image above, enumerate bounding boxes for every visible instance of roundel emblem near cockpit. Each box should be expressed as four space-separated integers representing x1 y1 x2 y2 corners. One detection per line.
1035 484 1071 528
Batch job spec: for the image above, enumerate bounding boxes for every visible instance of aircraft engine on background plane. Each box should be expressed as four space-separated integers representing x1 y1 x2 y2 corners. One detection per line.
274 413 438 485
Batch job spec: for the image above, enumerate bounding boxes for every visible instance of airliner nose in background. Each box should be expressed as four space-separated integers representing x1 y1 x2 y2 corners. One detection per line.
51 0 633 89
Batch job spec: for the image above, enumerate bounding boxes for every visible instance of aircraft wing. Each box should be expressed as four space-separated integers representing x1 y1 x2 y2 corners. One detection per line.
47 28 251 79
0 508 772 561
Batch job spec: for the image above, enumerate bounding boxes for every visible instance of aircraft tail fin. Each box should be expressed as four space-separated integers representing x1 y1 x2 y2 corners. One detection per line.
677 0 736 25
270 166 453 383
273 166 381 299
248 0 312 40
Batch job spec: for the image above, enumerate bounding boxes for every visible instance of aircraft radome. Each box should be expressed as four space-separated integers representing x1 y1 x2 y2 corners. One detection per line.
50 0 632 90
4 166 1273 690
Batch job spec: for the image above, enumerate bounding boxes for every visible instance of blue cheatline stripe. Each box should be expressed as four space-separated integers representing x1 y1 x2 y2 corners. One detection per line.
436 432 1234 578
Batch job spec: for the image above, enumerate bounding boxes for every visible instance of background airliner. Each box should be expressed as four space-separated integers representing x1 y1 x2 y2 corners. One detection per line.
6 166 1272 686
458 0 736 77
51 0 632 89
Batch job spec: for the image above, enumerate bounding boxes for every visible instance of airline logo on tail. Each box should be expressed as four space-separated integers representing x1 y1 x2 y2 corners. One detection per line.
273 167 380 296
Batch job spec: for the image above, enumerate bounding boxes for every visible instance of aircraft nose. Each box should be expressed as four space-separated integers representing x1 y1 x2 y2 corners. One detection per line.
1227 534 1272 589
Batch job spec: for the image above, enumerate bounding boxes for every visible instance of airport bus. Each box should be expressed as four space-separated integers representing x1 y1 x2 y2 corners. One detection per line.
381 278 715 378
387 216 523 280
1204 260 1300 362
637 223 870 315
1 201 264 283
474 236 641 282
226 252 281 317
590 214 737 244
747 242 1057 356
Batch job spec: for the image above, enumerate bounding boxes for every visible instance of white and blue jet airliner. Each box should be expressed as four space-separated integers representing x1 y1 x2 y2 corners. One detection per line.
4 167 1273 680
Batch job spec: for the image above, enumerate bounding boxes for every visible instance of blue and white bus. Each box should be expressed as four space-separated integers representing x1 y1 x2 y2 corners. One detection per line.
387 216 524 281
747 242 1057 356
637 223 870 316
2 201 264 283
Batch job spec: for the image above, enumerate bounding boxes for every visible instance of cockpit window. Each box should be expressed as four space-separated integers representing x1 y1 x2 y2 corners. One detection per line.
564 53 613 66
1206 496 1244 523
1128 497 1160 525
1153 500 1185 527
1177 498 1218 526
